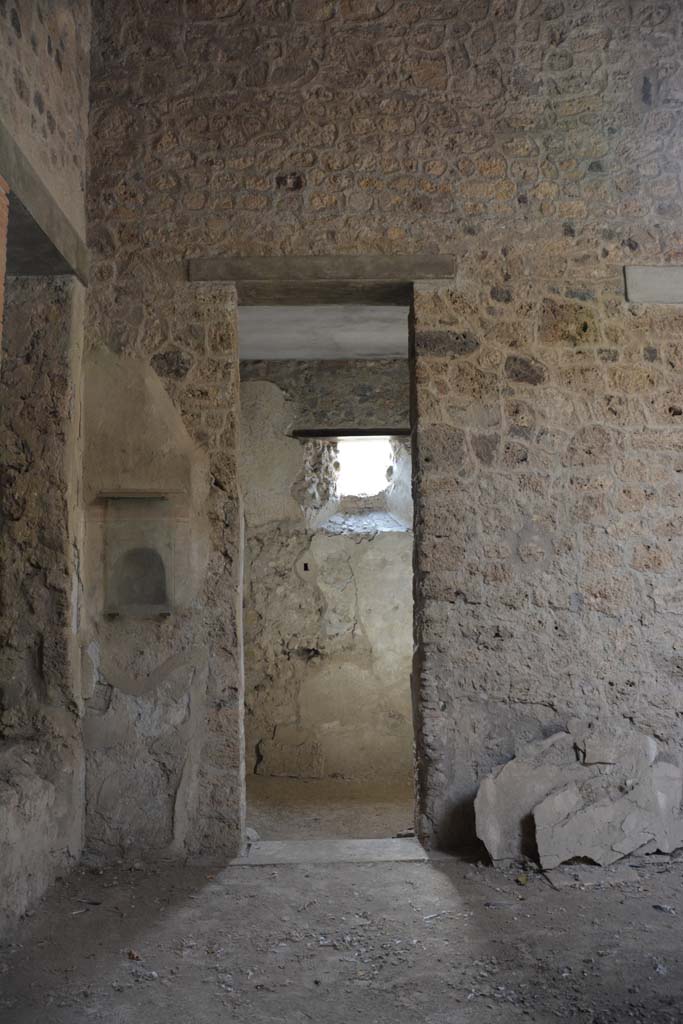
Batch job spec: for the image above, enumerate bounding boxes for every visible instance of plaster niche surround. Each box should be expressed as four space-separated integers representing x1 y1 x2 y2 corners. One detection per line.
102 495 174 617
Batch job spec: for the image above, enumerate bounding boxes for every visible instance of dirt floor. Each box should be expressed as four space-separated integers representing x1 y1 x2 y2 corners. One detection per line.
246 776 415 839
2 846 683 1023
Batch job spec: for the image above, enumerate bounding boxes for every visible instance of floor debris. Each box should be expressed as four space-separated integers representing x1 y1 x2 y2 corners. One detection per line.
1 850 683 1023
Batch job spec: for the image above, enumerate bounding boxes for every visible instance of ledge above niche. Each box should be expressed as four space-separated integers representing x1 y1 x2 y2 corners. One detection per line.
96 490 177 501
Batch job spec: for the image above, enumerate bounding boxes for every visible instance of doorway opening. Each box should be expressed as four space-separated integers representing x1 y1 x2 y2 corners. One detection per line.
238 305 415 840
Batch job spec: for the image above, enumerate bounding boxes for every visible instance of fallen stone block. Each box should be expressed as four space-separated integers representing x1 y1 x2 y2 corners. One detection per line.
474 731 587 862
474 717 683 868
535 760 683 869
569 716 658 776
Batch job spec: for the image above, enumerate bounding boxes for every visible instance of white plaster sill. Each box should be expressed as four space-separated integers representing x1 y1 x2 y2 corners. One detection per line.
319 511 411 536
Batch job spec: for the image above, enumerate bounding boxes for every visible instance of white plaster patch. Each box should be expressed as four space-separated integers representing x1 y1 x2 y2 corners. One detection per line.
625 266 683 304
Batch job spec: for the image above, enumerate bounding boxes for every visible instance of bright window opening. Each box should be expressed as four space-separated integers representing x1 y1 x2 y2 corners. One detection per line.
335 437 393 497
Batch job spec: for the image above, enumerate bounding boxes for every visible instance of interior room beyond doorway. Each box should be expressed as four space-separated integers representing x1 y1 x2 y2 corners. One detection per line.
238 304 414 840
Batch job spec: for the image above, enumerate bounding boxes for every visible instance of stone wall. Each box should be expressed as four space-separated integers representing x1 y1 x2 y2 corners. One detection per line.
82 283 244 860
0 276 85 931
240 374 413 784
0 1 91 234
87 0 683 850
0 0 90 932
412 280 683 847
87 0 676 269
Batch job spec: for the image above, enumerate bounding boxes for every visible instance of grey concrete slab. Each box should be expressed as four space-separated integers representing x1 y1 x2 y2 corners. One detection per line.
238 304 408 359
7 193 73 277
235 280 413 304
624 265 683 304
226 837 429 866
0 117 88 284
292 428 411 437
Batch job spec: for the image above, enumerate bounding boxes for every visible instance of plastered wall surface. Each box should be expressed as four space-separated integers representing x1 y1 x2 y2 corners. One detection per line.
0 276 85 930
82 284 244 860
0 0 90 931
0 0 91 234
240 374 414 785
82 350 210 858
84 0 683 850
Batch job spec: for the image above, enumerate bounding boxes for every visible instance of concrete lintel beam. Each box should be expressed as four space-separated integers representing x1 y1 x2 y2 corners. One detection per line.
0 118 88 284
187 255 455 305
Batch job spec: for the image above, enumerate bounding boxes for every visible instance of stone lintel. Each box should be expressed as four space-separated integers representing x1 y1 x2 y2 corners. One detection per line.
292 427 411 439
187 256 455 305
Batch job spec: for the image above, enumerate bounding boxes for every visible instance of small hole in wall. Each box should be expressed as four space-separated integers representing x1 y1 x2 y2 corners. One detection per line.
303 562 310 572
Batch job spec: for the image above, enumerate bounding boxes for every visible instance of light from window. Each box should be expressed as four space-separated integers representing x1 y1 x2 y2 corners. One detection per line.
335 437 393 497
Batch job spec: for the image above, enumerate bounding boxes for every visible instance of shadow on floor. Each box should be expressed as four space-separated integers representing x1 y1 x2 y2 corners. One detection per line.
2 845 683 1023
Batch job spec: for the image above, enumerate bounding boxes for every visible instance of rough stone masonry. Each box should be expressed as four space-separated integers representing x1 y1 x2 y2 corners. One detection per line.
4 0 683 932
410 277 683 847
84 0 683 852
